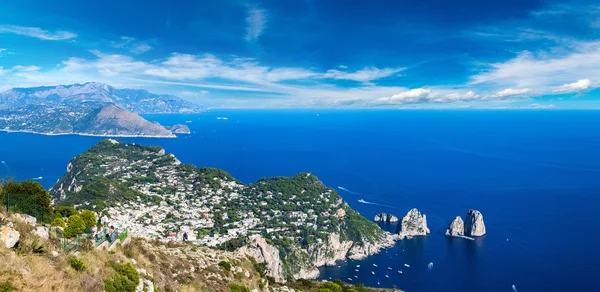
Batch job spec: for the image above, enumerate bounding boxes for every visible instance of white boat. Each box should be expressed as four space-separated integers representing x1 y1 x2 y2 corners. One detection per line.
355 269 359 272
371 271 375 275
512 285 518 292
387 267 392 270
373 264 378 267
354 275 358 278
377 279 380 285
428 262 433 270
356 265 360 268
404 264 410 268
398 270 403 275
358 199 366 203
185 120 192 123
347 278 353 281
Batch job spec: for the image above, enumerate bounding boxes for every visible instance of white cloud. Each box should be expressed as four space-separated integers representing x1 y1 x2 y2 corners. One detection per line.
491 88 532 98
0 25 76 40
110 37 153 54
245 7 267 42
0 48 7 57
373 88 480 105
553 79 592 93
322 67 404 82
471 41 600 92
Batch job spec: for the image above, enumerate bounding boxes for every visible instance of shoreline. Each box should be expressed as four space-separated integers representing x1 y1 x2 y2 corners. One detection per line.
0 129 178 139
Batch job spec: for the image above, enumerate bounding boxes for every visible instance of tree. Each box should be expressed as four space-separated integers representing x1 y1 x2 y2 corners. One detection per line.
65 214 86 237
80 210 97 228
54 206 78 217
1 180 52 220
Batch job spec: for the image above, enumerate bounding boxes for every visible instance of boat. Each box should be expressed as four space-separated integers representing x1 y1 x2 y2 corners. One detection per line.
356 265 360 268
358 199 366 203
355 269 359 272
371 271 375 275
347 278 353 281
387 267 392 270
354 275 358 278
185 120 192 123
385 275 389 278
377 278 380 285
373 264 378 267
512 285 518 292
404 264 410 268
428 262 433 270
398 270 403 275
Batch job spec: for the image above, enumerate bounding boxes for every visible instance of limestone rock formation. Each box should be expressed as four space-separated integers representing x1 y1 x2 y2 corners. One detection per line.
34 226 50 240
374 213 399 223
237 235 286 283
0 226 20 248
396 208 430 238
13 213 37 226
464 209 486 236
445 216 465 237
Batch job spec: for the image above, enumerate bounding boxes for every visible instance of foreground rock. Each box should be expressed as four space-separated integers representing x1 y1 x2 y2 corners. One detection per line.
0 226 20 248
237 235 286 283
396 208 430 238
445 216 465 237
374 213 399 223
465 209 486 236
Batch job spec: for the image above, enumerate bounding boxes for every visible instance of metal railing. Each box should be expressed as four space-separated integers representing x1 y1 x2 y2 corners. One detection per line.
1 192 46 223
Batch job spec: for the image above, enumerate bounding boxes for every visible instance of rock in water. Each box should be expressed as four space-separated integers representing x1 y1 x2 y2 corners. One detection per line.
445 216 465 237
396 208 430 238
374 213 399 223
464 209 486 236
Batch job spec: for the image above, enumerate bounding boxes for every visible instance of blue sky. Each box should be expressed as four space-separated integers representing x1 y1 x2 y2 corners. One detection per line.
1 0 600 108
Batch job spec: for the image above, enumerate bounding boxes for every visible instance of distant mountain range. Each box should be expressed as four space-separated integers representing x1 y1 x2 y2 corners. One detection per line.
0 82 202 114
0 83 199 137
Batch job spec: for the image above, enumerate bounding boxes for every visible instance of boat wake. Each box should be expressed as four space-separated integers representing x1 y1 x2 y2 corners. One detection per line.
338 186 362 195
32 176 43 180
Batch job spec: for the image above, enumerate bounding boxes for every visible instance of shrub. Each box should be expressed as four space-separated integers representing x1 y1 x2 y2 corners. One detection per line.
80 238 94 251
54 206 78 217
104 261 140 292
69 256 87 272
65 214 86 237
320 282 343 292
218 261 232 272
51 218 66 228
80 210 97 228
0 281 16 292
228 283 250 292
124 248 135 259
31 239 45 254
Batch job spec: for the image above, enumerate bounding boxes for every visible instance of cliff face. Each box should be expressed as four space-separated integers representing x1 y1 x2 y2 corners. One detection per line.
396 208 430 238
464 209 486 236
374 213 399 223
237 235 286 283
445 216 465 237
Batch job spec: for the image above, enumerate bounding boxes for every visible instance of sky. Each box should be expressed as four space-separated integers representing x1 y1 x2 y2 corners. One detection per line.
1 0 600 109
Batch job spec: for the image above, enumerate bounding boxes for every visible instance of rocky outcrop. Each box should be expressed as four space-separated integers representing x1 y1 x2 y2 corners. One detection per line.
0 226 20 248
374 213 399 223
167 124 191 134
396 208 430 238
237 235 286 283
465 209 486 236
13 213 37 226
445 216 465 237
348 232 399 260
33 226 49 240
308 233 353 266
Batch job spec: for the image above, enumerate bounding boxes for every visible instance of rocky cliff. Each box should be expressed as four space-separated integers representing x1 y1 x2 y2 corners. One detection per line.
464 209 486 236
445 216 465 237
374 213 399 223
396 208 430 238
238 235 287 283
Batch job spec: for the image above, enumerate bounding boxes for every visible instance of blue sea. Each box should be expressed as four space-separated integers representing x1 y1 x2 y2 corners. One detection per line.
1 110 599 292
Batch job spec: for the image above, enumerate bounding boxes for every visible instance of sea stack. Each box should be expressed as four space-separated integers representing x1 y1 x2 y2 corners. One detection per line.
445 216 465 237
374 213 399 223
464 209 486 236
396 208 430 238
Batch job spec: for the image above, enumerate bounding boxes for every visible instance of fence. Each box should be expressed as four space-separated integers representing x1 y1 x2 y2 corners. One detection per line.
1 192 46 223
59 226 129 252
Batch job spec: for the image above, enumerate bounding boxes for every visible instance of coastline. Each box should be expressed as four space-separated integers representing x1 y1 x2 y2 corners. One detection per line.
0 129 178 138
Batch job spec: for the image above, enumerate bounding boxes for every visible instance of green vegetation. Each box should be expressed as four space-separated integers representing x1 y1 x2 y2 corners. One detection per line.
104 261 140 292
65 214 86 238
54 206 78 217
69 256 87 272
80 210 97 228
218 261 232 272
228 283 251 292
57 180 161 211
0 281 16 292
0 180 52 222
51 217 66 228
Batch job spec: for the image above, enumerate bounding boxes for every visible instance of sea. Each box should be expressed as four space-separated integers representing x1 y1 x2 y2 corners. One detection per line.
1 110 599 292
